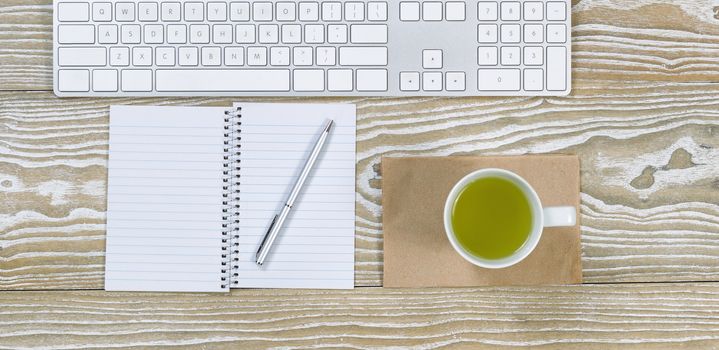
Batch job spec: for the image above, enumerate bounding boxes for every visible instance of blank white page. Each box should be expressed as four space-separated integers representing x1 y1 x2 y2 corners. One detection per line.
105 105 227 292
235 103 356 289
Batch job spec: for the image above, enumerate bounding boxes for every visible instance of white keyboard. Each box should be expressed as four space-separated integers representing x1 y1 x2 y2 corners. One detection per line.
53 0 571 97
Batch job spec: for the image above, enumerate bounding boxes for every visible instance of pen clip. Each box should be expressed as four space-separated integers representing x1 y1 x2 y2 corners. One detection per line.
257 214 278 255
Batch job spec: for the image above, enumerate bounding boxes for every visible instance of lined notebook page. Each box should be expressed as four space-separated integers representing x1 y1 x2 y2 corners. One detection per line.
235 103 356 289
105 105 227 292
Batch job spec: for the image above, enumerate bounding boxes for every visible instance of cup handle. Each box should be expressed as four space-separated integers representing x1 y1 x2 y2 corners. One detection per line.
543 206 577 228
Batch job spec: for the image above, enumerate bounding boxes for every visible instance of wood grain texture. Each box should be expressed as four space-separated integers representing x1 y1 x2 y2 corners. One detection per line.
0 0 717 288
1 85 717 289
1 284 719 349
0 0 719 347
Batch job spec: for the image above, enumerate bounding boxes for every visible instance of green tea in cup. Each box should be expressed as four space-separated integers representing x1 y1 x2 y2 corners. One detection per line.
450 176 532 260
443 168 577 269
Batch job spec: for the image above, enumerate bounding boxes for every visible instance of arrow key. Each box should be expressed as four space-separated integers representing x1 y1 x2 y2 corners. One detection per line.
446 72 466 91
400 71 420 91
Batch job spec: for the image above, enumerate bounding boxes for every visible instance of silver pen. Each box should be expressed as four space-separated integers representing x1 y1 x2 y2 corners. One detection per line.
255 119 334 265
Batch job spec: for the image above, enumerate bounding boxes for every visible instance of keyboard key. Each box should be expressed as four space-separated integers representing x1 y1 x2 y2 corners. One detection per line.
92 3 112 22
201 47 222 66
477 2 498 21
367 2 388 21
299 2 319 21
356 69 387 91
122 70 153 92
546 46 567 91
58 69 90 92
276 2 296 21
167 24 187 44
121 24 141 44
293 46 313 65
316 47 336 66
305 24 324 44
58 47 106 66
184 2 204 21
478 69 520 91
350 25 388 44
501 46 520 65
225 47 245 66
524 24 543 43
156 47 176 66
547 24 567 43
339 47 387 66
445 2 465 21
328 24 348 43
132 47 152 66
155 69 290 91
144 25 164 44
236 24 256 43
423 2 442 21
501 24 520 43
259 24 279 44
213 24 234 44
58 25 95 44
178 47 199 66
161 2 181 21
328 69 353 91
247 47 268 65
524 68 543 91
58 3 89 22
189 24 210 44
109 47 130 66
547 2 567 21
524 46 543 65
422 49 442 69
253 2 273 21
282 24 302 43
524 2 543 21
400 71 420 91
115 3 135 21
138 2 158 21
92 69 118 92
422 72 442 91
446 72 466 91
322 2 342 21
501 2 520 21
270 46 291 65
478 24 498 43
400 2 420 21
230 2 251 21
478 46 498 65
345 2 365 21
294 69 325 91
98 25 118 44
207 2 228 21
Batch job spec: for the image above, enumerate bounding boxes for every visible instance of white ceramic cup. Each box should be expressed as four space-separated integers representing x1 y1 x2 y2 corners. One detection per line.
443 168 576 269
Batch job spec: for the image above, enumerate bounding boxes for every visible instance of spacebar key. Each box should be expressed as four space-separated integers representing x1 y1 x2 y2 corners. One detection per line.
156 69 290 92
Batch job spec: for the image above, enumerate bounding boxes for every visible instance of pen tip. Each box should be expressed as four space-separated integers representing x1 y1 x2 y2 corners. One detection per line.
325 119 334 132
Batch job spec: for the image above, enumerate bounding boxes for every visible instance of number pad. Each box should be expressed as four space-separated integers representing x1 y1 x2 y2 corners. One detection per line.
523 47 543 66
500 47 520 66
500 2 520 21
478 2 498 21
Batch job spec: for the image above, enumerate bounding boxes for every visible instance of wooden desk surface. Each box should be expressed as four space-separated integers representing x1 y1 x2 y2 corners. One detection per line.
1 0 718 348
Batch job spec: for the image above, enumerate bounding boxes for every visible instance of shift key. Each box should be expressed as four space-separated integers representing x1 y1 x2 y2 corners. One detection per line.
339 47 387 66
58 47 106 66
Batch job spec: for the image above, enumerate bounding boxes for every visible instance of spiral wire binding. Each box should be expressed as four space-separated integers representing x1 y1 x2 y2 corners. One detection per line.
221 107 241 289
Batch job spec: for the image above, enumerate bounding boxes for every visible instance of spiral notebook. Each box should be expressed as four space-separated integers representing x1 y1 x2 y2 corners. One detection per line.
104 103 356 292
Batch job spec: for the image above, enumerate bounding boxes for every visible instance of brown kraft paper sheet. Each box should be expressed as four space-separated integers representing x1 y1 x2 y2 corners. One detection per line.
382 155 582 287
